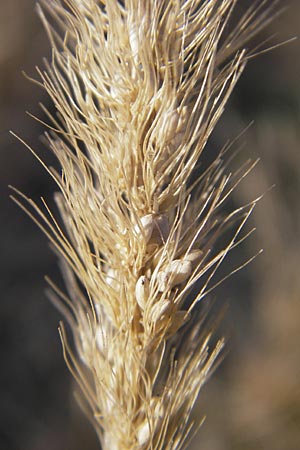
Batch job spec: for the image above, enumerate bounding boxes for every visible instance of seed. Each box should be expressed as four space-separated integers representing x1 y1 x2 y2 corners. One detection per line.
184 249 203 264
137 420 150 446
149 299 171 323
135 275 150 309
134 213 170 245
134 214 154 243
156 259 192 291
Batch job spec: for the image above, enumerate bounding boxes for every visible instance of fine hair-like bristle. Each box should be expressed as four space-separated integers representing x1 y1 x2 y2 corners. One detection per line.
12 1 277 449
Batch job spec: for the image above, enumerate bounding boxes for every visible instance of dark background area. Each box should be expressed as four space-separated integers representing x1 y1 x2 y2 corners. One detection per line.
1 1 299 449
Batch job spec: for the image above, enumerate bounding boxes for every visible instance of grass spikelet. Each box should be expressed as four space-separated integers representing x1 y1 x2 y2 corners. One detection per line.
12 1 277 449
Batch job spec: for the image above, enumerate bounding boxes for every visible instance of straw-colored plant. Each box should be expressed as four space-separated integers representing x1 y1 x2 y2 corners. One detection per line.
12 1 278 449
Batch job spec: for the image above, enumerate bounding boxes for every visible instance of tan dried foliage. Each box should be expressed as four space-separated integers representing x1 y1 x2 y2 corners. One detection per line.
11 1 278 449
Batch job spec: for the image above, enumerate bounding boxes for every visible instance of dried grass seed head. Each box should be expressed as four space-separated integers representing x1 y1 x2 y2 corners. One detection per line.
12 0 279 448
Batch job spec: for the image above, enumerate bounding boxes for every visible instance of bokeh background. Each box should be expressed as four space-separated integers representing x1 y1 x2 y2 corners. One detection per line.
1 1 299 449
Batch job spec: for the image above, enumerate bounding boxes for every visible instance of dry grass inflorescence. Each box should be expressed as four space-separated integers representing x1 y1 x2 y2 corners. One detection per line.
11 1 279 449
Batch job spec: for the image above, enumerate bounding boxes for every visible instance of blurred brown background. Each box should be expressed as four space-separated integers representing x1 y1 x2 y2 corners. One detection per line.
1 1 299 449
